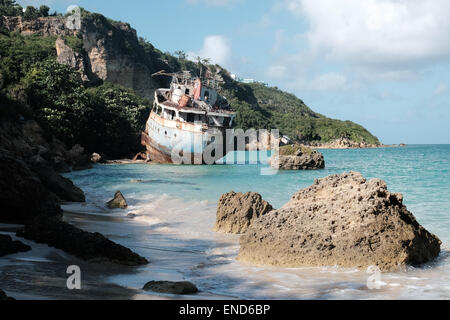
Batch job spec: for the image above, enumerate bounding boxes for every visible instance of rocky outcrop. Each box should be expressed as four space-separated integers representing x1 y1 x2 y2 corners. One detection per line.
0 120 75 173
55 38 89 82
67 144 92 171
107 191 128 209
0 149 62 224
31 164 85 202
238 172 441 271
0 234 31 257
214 192 273 234
1 16 77 37
143 281 198 295
16 216 148 266
0 120 86 224
310 138 380 149
270 144 325 170
0 289 15 301
2 15 160 99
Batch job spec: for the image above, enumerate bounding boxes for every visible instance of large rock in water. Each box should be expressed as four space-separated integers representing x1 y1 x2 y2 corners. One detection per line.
0 234 31 257
143 281 198 295
0 289 14 301
107 191 128 209
214 192 273 234
270 144 325 170
16 216 148 266
238 172 441 271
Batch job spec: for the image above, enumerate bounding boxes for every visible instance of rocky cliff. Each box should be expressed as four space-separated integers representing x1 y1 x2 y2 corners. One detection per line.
1 14 160 99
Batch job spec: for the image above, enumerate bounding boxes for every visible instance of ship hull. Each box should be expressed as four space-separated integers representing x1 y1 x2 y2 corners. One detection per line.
141 111 228 164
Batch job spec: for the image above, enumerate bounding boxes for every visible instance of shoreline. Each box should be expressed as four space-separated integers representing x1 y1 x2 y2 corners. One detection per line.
310 144 405 150
101 144 407 165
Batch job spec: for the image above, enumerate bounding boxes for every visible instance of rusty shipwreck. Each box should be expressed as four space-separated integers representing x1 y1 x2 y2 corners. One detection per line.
141 71 236 164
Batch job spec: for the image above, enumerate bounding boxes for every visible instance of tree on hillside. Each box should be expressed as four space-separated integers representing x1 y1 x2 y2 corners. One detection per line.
23 6 39 20
0 0 22 16
174 50 187 60
38 5 49 17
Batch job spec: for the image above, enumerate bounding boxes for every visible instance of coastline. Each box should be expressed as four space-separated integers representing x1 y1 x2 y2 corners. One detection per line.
2 144 450 299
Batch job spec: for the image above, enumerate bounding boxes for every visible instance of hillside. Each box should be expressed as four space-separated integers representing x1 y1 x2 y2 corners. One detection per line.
0 3 380 160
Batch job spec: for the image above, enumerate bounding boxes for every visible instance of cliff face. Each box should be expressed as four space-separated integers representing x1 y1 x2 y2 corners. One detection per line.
80 14 160 98
2 15 160 99
1 16 77 36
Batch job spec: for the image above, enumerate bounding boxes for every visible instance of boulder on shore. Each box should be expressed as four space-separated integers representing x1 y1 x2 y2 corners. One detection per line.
67 144 92 171
0 289 14 301
143 281 198 295
91 152 102 163
270 144 325 170
214 191 273 234
107 191 128 209
0 234 31 257
31 164 85 202
0 149 61 224
238 172 441 271
16 216 148 266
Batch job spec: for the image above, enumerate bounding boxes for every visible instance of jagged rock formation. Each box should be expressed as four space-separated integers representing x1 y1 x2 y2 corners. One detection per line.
1 15 160 99
17 216 148 266
31 164 86 202
270 144 325 170
238 172 441 271
1 16 77 36
107 191 128 209
0 148 62 223
0 289 14 301
55 38 89 82
214 191 273 234
143 281 198 295
309 137 380 149
0 234 31 257
66 144 92 171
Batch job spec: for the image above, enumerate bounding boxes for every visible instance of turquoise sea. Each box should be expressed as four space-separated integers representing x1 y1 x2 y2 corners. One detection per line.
68 145 450 241
2 145 449 299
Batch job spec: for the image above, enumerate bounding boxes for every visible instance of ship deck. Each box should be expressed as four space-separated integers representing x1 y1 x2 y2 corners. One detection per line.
159 100 235 116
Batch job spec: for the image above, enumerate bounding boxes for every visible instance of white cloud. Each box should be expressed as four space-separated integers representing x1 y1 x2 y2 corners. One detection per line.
267 65 288 79
186 0 243 7
433 83 447 96
310 73 348 91
189 35 232 67
286 0 450 68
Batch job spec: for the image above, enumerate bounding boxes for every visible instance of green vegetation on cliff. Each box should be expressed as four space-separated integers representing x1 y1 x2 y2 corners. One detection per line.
0 32 151 158
244 83 380 144
144 44 380 145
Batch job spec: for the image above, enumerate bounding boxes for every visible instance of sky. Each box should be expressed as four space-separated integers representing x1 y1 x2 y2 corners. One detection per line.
16 0 450 144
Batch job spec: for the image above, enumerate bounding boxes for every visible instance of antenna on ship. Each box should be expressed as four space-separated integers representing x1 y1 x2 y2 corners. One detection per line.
151 70 177 77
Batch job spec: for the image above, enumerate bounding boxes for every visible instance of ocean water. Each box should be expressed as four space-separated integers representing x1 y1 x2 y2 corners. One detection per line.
2 145 449 299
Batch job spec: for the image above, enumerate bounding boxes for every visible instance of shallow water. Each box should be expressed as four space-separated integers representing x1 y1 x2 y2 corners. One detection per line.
2 145 450 299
